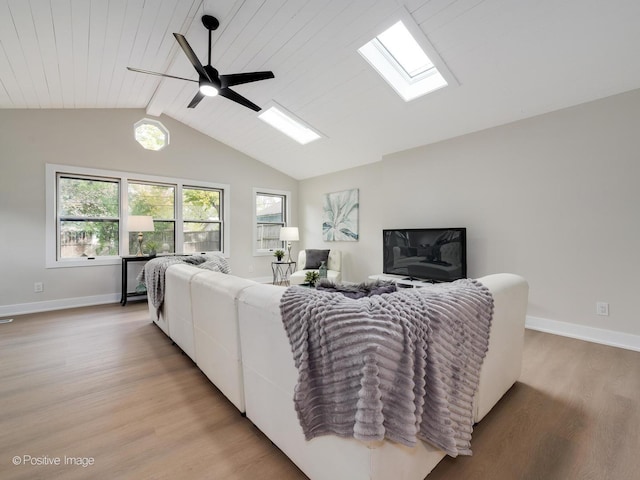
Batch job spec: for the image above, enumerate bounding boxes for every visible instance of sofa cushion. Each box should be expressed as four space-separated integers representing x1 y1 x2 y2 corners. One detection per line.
304 249 330 269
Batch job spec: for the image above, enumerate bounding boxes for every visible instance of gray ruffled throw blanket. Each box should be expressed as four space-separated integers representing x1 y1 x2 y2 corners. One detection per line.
138 254 230 317
279 279 494 457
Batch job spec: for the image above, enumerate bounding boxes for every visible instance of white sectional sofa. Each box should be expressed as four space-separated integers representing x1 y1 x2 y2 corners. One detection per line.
148 265 255 412
148 269 529 480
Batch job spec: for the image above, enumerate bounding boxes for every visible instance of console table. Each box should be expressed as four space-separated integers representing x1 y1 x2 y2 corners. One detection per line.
272 261 296 286
121 256 153 305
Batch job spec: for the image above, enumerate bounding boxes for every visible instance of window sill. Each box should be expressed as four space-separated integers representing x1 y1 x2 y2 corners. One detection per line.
46 257 121 269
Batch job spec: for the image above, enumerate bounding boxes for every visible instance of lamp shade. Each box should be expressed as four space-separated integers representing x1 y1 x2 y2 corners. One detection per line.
127 215 154 232
279 226 299 241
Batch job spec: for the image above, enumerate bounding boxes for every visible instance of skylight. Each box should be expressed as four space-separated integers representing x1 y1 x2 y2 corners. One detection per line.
258 105 322 145
359 20 449 101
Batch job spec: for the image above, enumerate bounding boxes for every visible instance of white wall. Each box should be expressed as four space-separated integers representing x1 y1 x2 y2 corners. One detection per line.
299 89 640 338
0 109 297 314
2 91 639 342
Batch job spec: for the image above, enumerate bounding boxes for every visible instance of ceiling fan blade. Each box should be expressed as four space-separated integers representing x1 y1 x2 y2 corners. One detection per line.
126 67 198 83
219 71 274 88
173 33 210 80
187 91 205 108
218 88 261 112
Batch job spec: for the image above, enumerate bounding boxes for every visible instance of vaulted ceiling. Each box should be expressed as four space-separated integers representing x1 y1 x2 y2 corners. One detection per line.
1 0 639 179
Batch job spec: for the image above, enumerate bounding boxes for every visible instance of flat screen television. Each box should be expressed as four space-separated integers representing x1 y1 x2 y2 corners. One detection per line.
382 228 467 283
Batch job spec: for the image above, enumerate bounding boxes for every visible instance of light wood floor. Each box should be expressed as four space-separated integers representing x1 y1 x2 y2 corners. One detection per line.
1 304 639 480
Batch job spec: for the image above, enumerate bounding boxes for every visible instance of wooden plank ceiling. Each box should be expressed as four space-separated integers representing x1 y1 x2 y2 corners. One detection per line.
1 0 640 179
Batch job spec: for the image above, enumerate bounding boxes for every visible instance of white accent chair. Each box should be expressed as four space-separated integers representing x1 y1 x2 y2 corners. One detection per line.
289 249 342 285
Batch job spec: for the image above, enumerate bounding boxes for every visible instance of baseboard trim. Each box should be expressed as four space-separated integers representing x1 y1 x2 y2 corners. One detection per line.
5 296 638 352
0 277 275 318
0 293 120 317
526 315 640 352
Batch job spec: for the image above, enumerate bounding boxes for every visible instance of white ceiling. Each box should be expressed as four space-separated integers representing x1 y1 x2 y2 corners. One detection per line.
1 0 639 179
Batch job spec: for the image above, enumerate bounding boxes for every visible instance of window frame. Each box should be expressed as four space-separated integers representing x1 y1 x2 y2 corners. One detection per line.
127 180 177 256
134 118 170 151
253 187 291 257
182 185 224 255
46 164 230 268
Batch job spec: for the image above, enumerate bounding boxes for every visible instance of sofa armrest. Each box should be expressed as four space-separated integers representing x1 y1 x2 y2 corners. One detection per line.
473 273 529 421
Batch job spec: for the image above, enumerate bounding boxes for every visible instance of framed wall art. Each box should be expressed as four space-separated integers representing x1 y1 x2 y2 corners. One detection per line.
322 188 359 241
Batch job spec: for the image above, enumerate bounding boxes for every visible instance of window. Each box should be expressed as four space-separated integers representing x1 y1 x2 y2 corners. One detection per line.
358 13 457 102
258 103 322 145
376 21 435 78
128 182 176 255
253 188 290 255
46 164 229 267
183 187 222 254
134 119 169 151
57 175 120 259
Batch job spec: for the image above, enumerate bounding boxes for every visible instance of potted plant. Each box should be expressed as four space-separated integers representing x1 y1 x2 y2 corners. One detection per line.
304 271 320 286
146 241 158 257
273 249 285 261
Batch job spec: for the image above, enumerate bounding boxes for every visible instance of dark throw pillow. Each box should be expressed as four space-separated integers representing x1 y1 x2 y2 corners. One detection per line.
304 249 330 269
315 279 397 299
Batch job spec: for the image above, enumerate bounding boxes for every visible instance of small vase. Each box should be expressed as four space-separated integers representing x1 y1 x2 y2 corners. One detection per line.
318 260 327 279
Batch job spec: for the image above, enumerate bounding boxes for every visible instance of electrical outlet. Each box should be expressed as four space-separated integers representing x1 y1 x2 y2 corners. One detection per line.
34 282 43 293
596 302 609 316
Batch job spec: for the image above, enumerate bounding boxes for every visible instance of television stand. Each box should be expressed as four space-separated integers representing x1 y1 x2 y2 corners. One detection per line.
403 276 437 283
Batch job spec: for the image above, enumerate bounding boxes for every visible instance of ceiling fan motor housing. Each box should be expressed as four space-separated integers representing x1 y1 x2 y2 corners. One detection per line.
202 15 219 31
203 65 221 88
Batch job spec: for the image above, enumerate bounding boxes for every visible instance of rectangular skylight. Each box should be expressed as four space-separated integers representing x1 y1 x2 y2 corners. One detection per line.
359 20 450 101
258 105 322 145
377 21 434 78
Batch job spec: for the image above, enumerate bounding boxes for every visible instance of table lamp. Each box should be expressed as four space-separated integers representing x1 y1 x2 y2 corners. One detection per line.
279 227 299 262
127 215 155 256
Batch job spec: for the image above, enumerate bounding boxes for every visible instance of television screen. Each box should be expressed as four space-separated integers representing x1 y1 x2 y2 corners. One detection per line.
382 228 467 282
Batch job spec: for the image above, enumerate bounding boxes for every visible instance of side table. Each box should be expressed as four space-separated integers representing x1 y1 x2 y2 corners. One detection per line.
121 256 153 305
271 261 296 286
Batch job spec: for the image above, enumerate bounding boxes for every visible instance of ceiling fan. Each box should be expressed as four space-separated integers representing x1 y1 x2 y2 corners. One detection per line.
127 15 274 112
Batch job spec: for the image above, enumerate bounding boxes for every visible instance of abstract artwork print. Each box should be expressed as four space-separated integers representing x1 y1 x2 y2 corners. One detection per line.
322 188 359 241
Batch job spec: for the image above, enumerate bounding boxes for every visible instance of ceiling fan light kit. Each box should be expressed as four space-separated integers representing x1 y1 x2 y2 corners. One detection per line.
127 15 273 111
199 82 218 97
